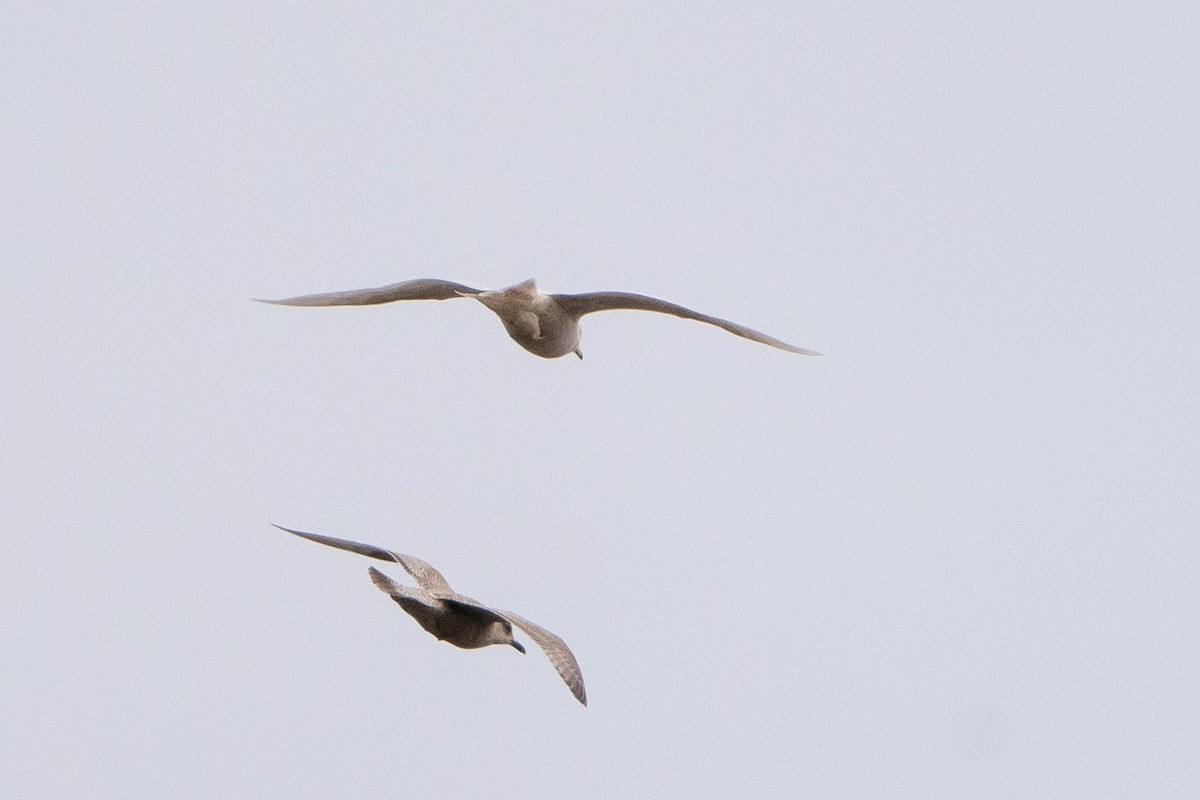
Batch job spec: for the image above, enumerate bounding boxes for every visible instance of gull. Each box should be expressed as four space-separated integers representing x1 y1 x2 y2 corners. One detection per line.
256 278 820 359
274 524 586 705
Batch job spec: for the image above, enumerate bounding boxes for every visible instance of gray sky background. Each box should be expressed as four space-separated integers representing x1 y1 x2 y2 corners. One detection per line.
3 4 1198 798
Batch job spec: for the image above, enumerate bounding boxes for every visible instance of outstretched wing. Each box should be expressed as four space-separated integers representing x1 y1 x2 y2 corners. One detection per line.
255 278 483 307
273 524 457 595
493 608 587 706
551 291 820 355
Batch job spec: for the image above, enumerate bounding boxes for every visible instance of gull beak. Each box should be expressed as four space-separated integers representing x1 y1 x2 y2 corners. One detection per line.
510 640 526 654
573 346 583 360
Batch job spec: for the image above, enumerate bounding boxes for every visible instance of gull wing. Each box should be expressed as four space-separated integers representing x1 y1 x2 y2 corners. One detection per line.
273 524 456 595
492 608 587 706
551 291 820 355
255 278 483 307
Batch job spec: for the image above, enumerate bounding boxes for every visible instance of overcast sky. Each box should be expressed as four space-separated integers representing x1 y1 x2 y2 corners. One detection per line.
3 4 1198 798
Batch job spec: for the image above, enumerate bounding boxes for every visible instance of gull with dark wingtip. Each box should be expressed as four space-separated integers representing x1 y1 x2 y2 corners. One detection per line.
256 277 820 359
274 524 586 705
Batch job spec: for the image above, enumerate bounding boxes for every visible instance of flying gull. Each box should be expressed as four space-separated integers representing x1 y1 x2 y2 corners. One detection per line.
256 278 820 359
274 524 586 705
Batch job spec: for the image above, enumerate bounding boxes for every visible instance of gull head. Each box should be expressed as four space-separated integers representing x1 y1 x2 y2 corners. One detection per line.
488 619 525 653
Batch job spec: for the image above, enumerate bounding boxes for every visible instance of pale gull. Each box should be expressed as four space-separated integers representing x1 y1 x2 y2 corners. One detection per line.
256 277 820 359
274 524 586 705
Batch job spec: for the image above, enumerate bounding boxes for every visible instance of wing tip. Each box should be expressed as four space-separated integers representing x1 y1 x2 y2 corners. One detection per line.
251 296 316 306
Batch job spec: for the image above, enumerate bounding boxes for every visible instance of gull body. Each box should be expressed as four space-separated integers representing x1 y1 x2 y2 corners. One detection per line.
274 524 586 705
257 278 819 359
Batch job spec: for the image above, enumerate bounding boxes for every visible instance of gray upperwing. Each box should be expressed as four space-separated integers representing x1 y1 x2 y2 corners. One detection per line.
274 524 404 563
255 278 483 307
494 608 587 706
273 524 457 595
551 291 820 355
